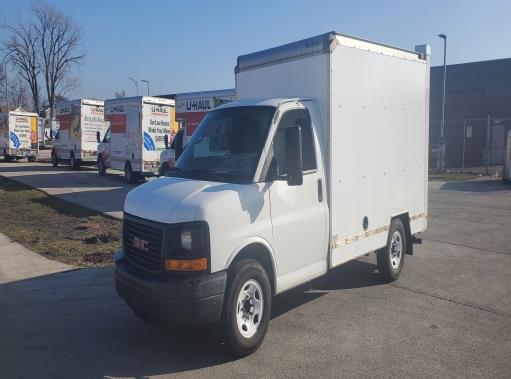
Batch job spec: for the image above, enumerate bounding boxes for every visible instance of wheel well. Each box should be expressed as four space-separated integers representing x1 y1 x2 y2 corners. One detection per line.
395 213 413 255
230 243 276 295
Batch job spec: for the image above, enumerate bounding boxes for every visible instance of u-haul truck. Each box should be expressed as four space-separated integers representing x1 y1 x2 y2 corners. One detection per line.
159 89 235 175
52 99 109 169
98 96 178 182
0 108 39 161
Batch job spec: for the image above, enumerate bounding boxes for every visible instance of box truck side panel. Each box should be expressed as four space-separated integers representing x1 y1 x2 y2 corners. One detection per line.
126 104 142 171
9 113 33 150
80 103 107 153
140 102 172 165
329 45 428 267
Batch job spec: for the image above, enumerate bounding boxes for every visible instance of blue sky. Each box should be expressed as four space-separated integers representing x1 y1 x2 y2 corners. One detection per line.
1 0 510 100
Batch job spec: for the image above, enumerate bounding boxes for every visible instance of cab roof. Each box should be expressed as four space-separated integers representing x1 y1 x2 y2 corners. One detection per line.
215 98 311 110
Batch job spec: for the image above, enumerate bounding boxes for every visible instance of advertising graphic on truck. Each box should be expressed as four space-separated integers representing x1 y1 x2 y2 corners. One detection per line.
97 96 178 182
114 32 430 356
52 99 109 169
0 109 39 161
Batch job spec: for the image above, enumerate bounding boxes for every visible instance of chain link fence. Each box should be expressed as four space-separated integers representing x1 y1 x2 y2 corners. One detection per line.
430 117 511 174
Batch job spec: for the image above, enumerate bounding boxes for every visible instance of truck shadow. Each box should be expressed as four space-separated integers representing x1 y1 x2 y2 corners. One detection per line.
0 260 380 378
440 178 510 192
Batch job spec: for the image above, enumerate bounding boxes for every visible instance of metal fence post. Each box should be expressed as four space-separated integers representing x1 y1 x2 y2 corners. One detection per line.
462 120 467 173
485 114 490 175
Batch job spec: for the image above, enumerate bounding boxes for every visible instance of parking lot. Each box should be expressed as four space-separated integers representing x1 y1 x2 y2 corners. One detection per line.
0 161 510 378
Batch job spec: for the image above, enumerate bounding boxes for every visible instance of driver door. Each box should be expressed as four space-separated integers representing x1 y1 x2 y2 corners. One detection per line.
266 103 328 292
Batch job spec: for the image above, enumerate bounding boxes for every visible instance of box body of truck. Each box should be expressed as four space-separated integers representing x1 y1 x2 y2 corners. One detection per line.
114 32 430 355
100 96 177 179
53 99 108 166
235 32 429 269
0 109 39 160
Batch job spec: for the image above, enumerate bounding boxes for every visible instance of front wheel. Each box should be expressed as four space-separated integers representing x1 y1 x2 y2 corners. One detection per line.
97 156 106 176
221 259 272 357
377 218 406 282
70 153 80 170
51 151 58 167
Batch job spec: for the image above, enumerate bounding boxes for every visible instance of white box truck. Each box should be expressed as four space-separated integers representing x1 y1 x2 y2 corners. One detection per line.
52 99 109 169
503 129 511 183
159 89 235 175
0 108 39 161
97 96 178 182
114 32 430 356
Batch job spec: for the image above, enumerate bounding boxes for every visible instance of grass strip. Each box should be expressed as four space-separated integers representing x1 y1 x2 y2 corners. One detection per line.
0 176 121 266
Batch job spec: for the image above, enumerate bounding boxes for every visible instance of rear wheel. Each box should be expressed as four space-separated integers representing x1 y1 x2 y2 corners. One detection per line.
377 218 406 282
70 153 79 170
51 151 58 167
3 150 12 162
160 163 169 176
124 161 136 183
221 259 271 357
28 156 36 162
97 156 106 176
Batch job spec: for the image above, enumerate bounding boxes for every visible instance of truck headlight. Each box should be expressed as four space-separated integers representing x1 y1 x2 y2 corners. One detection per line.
180 229 193 250
165 221 210 272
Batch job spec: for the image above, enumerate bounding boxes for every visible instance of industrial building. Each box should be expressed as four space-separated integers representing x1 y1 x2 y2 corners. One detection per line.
430 58 511 170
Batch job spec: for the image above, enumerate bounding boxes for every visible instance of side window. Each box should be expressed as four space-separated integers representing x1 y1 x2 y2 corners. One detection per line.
103 127 111 143
271 109 317 177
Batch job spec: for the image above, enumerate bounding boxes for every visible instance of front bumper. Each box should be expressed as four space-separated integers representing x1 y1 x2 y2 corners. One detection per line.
114 250 226 326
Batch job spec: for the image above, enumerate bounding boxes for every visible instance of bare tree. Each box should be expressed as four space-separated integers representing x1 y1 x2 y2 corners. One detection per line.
115 89 126 98
3 18 41 114
7 75 30 109
33 1 84 126
0 64 6 111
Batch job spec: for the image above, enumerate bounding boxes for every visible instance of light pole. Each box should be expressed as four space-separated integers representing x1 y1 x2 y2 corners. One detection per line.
141 79 150 96
438 33 447 170
128 77 139 96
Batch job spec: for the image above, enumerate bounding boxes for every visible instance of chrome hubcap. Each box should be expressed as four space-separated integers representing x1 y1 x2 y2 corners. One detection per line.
236 279 263 339
390 231 402 270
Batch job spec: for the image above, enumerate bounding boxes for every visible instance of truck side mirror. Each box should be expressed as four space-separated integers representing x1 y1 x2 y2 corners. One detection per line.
164 134 169 149
96 131 101 143
285 125 303 186
175 130 184 160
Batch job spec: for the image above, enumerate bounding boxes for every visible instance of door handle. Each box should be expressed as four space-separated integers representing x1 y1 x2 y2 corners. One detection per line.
317 179 323 202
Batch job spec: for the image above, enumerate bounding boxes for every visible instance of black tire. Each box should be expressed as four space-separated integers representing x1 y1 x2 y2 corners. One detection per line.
69 153 79 170
51 150 58 167
97 156 106 176
377 218 406 282
4 150 13 162
124 161 136 183
28 156 36 162
160 163 169 176
221 259 272 357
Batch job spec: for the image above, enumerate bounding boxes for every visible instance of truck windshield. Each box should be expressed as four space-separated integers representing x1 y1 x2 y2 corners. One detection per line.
168 106 275 184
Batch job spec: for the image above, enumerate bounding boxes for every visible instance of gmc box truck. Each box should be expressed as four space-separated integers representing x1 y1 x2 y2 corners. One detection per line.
159 89 235 175
114 32 430 356
52 99 109 169
97 96 178 182
0 109 39 161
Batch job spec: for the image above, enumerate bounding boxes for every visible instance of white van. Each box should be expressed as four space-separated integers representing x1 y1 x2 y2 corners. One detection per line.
504 130 511 183
98 96 178 182
52 99 108 169
114 32 430 356
0 109 39 161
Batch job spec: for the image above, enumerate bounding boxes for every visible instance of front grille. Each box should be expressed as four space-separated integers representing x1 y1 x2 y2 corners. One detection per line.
123 215 165 272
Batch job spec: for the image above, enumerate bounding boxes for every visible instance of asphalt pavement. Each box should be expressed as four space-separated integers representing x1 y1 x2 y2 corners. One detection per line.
0 160 510 378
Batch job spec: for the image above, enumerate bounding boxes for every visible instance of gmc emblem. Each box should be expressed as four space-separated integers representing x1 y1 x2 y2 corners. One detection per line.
133 237 149 252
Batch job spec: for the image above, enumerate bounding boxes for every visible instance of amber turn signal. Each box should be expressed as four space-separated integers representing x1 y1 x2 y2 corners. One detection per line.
164 257 208 271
